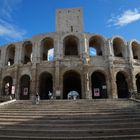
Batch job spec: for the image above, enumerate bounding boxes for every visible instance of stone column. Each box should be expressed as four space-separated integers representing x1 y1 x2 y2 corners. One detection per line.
107 39 117 98
33 41 41 63
83 65 92 99
82 34 91 99
30 64 37 99
0 68 2 96
1 47 6 67
54 60 61 99
108 62 117 98
82 34 89 59
17 43 23 64
14 43 21 65
127 42 137 92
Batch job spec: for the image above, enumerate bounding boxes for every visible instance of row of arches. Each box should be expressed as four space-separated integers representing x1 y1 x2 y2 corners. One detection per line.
2 71 139 100
2 35 140 66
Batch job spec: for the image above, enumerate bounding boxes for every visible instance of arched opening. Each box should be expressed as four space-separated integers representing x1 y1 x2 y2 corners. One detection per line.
20 75 30 100
2 76 13 96
41 37 54 61
63 71 81 99
6 44 15 66
131 41 140 59
89 36 104 56
39 72 53 99
91 71 107 99
64 35 79 56
116 72 129 98
136 74 140 93
113 37 125 57
22 41 32 64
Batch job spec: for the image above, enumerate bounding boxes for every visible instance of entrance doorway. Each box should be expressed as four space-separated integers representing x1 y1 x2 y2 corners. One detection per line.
63 71 81 99
20 75 30 100
136 74 140 93
116 72 129 98
39 72 53 99
91 71 107 99
2 76 13 96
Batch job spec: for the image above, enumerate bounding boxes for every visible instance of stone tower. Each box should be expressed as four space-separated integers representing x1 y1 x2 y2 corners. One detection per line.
56 8 83 33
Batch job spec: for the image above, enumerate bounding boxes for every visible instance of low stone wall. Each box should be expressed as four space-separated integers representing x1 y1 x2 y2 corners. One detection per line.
131 92 140 100
0 95 13 102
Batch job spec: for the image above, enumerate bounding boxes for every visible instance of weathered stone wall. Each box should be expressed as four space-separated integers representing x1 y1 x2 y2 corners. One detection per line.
0 8 140 100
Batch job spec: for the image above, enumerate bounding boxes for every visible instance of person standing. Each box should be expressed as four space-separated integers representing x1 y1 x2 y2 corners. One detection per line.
35 92 40 104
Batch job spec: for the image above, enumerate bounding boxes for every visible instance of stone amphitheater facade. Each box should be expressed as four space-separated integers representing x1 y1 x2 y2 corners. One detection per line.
0 8 140 100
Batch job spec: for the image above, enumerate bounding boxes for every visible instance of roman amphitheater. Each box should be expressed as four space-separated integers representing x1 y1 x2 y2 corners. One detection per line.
0 8 140 100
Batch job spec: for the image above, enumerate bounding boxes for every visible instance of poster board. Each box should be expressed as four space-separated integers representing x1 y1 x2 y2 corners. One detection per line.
94 88 100 97
23 88 28 95
11 86 15 94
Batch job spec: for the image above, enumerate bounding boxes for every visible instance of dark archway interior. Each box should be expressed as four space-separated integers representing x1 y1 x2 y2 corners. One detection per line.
39 73 53 99
42 38 54 61
132 41 140 60
92 72 107 99
3 77 13 95
64 36 78 56
116 72 129 98
113 38 125 58
7 45 15 66
20 75 30 100
89 36 103 56
23 42 32 64
63 71 81 99
136 74 140 93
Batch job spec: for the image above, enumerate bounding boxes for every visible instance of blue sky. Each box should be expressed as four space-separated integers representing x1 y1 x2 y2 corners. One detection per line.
0 0 140 45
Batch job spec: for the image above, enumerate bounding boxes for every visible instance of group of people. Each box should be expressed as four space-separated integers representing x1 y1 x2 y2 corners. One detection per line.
32 91 53 104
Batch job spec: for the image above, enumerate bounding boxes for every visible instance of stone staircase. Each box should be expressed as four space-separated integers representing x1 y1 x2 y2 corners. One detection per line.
0 99 140 139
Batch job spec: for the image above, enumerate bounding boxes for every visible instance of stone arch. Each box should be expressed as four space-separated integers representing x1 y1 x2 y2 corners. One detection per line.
116 71 129 98
2 76 13 96
39 72 53 99
6 44 15 66
89 35 105 56
135 73 140 93
131 40 140 59
112 37 126 58
41 37 54 61
63 35 79 56
19 75 30 100
63 70 81 99
91 71 108 99
22 41 33 64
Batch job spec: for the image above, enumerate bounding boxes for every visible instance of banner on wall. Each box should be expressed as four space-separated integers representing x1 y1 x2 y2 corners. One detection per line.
23 88 28 95
11 86 15 94
94 88 100 97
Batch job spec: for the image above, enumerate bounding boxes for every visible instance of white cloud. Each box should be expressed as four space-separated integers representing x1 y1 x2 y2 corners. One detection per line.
108 8 140 27
0 0 22 20
0 0 26 42
0 19 26 40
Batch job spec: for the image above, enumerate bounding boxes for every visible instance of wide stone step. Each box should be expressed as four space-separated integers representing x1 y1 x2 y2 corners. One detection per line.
0 128 140 137
1 113 140 120
0 112 140 117
0 99 139 139
1 121 140 130
1 108 139 111
0 117 140 124
1 113 140 119
0 135 140 140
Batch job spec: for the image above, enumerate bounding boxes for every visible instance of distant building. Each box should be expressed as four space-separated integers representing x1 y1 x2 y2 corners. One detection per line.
0 8 140 100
